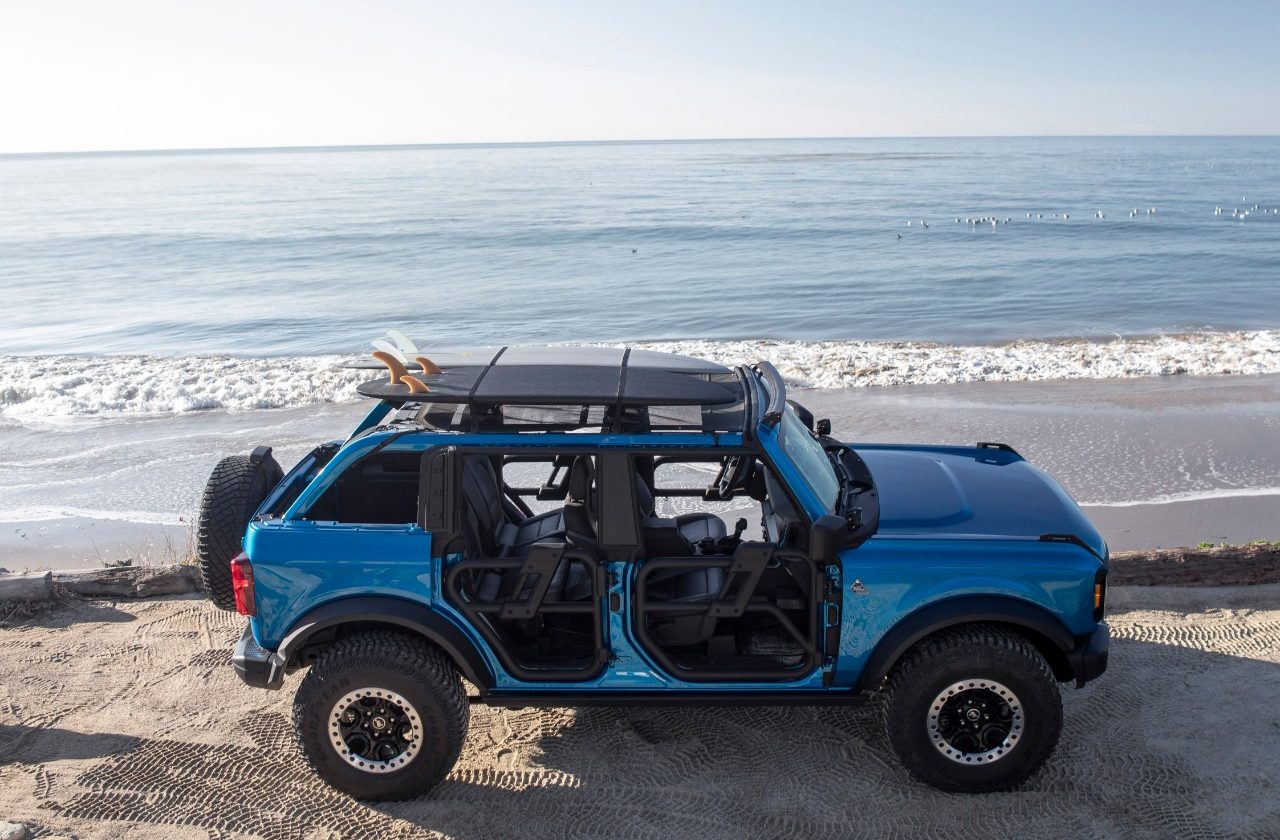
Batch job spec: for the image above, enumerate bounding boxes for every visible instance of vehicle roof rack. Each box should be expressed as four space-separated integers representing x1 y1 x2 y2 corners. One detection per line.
349 344 728 374
359 345 740 409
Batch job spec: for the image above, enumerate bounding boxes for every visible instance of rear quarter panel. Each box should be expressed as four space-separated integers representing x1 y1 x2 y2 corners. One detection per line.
244 520 436 648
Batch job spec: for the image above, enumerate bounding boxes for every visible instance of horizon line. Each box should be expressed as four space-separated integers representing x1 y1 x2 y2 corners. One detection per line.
4 132 1279 159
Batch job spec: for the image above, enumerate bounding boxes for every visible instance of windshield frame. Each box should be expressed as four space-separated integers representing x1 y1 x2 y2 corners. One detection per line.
776 403 840 515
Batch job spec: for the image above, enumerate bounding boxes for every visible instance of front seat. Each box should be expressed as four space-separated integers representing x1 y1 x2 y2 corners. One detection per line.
632 469 727 645
633 472 727 552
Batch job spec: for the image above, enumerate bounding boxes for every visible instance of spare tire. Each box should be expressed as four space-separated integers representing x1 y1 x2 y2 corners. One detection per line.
196 450 280 611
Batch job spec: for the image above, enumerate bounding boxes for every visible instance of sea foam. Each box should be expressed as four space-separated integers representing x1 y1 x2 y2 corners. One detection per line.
2 330 1277 419
637 330 1280 389
0 354 364 421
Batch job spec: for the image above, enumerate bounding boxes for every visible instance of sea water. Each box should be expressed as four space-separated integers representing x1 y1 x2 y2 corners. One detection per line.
2 136 1278 356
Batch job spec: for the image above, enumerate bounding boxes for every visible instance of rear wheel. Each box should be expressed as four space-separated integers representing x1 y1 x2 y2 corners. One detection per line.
293 632 469 801
195 454 277 610
881 626 1063 792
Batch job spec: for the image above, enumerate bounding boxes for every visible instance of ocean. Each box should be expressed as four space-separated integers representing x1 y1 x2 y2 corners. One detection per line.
1 136 1278 565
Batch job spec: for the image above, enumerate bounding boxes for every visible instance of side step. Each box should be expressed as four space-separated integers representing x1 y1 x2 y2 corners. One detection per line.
469 691 871 709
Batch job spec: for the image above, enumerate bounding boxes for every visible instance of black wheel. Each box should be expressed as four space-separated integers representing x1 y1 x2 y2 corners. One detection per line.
881 626 1063 793
293 632 469 801
195 454 277 610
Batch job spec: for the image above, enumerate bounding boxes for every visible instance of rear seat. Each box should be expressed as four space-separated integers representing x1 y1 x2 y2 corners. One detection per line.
461 457 566 557
462 455 596 604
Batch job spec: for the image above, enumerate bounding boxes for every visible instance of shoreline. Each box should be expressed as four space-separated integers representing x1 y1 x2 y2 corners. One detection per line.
2 372 1277 570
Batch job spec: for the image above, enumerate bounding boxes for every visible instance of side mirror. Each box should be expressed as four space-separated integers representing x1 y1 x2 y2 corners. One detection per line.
816 418 831 437
810 514 850 562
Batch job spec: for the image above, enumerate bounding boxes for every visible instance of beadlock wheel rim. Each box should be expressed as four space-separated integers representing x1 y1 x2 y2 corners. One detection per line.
328 687 423 773
927 678 1023 765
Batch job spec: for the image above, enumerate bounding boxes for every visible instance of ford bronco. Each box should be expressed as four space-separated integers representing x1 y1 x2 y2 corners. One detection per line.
198 343 1109 800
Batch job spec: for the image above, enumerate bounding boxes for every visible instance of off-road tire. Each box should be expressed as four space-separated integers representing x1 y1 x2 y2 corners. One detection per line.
293 631 469 801
195 455 273 610
881 625 1063 793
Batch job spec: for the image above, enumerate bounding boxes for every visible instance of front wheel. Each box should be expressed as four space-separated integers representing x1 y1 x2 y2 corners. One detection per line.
881 626 1063 792
293 632 469 800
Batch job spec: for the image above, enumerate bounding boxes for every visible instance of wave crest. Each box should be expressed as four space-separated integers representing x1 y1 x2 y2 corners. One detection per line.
636 330 1280 389
0 354 365 420
2 330 1277 419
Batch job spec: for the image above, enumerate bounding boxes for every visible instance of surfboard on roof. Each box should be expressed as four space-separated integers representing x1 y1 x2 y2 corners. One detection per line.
356 343 740 408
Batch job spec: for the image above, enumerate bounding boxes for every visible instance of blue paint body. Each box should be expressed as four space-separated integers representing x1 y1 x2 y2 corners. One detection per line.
239 365 1107 697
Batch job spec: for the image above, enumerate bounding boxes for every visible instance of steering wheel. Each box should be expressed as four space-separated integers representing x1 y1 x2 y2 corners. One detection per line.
713 455 754 500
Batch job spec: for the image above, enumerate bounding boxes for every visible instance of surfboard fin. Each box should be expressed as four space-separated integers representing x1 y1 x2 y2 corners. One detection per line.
413 355 443 375
402 374 431 394
387 329 419 355
371 339 407 363
371 350 410 384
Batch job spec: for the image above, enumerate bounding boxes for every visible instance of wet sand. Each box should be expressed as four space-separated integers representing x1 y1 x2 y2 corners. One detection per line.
2 373 1277 569
802 373 1280 551
1085 494 1280 551
1 590 1277 839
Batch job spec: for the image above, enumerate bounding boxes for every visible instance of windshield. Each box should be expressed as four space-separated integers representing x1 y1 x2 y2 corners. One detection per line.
778 404 839 513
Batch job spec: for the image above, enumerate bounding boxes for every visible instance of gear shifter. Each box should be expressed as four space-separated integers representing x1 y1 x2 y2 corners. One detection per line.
694 519 750 556
715 518 748 552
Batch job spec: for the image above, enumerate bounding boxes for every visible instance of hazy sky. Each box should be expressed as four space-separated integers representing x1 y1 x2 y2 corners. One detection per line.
3 0 1277 153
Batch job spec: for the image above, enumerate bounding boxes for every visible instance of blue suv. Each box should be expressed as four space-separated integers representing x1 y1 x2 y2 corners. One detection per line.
197 344 1109 800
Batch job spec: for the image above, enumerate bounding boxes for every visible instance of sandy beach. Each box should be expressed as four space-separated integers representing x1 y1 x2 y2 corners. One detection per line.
0 586 1277 839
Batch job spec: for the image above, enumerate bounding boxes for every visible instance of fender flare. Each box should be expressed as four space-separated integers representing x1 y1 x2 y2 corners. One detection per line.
853 595 1078 691
273 595 495 690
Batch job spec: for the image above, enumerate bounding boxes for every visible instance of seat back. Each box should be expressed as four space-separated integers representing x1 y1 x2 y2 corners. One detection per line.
461 456 507 555
634 472 656 518
562 456 598 545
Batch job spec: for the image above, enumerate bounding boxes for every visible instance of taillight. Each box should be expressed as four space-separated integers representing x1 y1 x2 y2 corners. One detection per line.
231 552 256 616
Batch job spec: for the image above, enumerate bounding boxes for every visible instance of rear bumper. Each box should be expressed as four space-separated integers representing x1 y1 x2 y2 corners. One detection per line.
1069 622 1110 687
233 624 283 690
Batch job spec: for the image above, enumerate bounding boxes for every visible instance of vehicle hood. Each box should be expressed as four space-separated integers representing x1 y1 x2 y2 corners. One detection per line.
855 445 1106 557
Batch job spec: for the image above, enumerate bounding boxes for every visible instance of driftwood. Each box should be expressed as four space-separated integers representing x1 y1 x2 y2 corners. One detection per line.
0 564 201 602
0 571 53 603
51 564 203 598
1109 544 1280 587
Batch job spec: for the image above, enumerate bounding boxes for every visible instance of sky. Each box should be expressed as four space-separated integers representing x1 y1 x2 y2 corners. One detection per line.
2 0 1278 154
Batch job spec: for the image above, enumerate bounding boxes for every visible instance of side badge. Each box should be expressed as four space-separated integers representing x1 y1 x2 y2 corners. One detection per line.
849 579 869 595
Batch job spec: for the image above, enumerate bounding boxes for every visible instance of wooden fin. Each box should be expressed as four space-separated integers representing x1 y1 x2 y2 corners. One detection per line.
413 355 443 375
402 374 430 394
371 350 409 384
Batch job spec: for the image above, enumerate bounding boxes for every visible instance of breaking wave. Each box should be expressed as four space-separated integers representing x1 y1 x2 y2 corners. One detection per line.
639 330 1280 389
2 330 1278 419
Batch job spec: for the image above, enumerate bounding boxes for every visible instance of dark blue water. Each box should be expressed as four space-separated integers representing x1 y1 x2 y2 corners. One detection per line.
1 136 1277 355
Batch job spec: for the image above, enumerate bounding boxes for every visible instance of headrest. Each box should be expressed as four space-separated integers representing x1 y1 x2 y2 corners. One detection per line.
633 472 654 515
567 456 595 501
